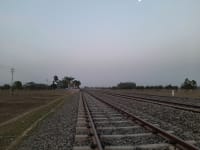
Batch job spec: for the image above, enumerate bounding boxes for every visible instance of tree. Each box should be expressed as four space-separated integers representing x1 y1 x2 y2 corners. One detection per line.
52 75 59 89
63 76 74 88
61 77 69 88
13 81 22 89
50 83 57 89
51 75 81 89
73 80 81 88
181 78 197 89
53 75 59 84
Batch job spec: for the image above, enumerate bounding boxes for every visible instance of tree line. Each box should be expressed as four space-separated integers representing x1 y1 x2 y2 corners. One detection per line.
113 78 198 90
51 75 81 89
0 75 81 90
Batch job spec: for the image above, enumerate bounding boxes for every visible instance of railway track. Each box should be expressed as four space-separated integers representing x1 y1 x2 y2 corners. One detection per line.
96 90 200 113
72 91 199 150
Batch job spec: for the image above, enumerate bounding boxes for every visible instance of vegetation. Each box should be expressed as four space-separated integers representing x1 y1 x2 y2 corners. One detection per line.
0 94 69 149
51 75 59 89
51 75 81 89
165 84 178 90
0 84 10 90
73 80 81 88
117 82 136 89
0 74 81 91
136 86 145 89
113 78 196 90
145 85 164 89
13 81 23 89
181 78 197 89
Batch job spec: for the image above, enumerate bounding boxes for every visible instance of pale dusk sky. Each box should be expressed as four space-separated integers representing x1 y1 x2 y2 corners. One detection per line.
0 0 200 86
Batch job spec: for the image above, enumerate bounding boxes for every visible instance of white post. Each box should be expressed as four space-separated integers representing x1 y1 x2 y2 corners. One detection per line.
172 90 175 96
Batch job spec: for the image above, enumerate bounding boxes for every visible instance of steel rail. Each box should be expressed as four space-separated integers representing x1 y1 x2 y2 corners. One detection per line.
103 91 200 109
100 91 200 113
86 91 200 150
81 93 104 150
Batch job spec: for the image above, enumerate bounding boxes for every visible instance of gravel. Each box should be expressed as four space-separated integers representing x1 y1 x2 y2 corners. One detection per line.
98 127 148 135
17 93 79 150
112 90 200 106
96 93 200 142
83 93 166 147
102 135 165 146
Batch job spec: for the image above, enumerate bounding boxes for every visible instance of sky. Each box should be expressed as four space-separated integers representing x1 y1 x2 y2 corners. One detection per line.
0 0 200 87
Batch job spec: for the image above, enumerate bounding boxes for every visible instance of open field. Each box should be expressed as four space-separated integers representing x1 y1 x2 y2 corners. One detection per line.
0 89 76 149
0 90 67 124
112 89 200 99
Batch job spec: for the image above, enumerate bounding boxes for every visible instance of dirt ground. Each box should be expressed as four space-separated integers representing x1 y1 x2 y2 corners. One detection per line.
0 90 67 124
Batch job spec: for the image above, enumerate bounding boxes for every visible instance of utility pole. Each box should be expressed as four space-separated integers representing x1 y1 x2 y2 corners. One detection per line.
11 68 15 95
11 68 15 85
46 78 49 85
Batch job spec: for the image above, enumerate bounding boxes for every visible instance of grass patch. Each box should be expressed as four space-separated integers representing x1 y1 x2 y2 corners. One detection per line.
0 94 69 150
0 90 67 124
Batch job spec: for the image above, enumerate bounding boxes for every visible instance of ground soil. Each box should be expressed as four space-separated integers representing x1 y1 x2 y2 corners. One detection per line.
0 90 67 124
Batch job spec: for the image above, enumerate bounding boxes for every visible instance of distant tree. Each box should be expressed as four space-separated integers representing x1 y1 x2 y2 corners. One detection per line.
111 86 118 89
145 86 150 89
53 75 59 82
165 84 178 90
50 75 81 89
50 83 57 89
117 82 136 89
61 77 69 88
63 76 74 88
13 81 22 89
52 75 59 89
56 80 65 88
1 84 10 90
136 86 145 89
53 75 59 84
165 84 173 89
181 78 197 89
73 80 81 88
155 85 163 89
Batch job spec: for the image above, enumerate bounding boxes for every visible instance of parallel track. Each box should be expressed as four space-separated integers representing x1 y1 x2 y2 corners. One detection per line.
72 91 199 150
98 90 200 113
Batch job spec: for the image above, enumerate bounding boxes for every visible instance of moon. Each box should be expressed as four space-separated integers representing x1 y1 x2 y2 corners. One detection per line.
138 0 142 2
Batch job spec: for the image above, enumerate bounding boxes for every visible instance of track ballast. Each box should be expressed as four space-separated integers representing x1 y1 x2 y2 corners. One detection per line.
72 91 199 150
